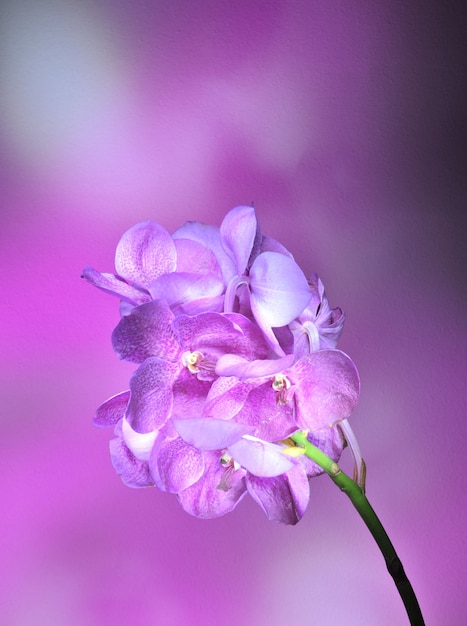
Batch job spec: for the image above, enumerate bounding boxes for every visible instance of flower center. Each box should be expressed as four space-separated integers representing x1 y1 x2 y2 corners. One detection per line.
181 350 217 377
217 452 241 491
181 350 204 373
272 374 291 405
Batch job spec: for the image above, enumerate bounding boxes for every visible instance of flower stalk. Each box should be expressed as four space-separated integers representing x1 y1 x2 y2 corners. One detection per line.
291 430 425 626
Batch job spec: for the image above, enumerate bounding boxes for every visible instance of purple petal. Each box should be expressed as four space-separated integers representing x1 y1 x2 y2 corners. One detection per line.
81 267 151 305
289 350 360 430
204 376 258 420
111 300 179 363
215 354 294 378
174 238 222 278
227 437 294 477
229 381 296 442
173 220 236 283
220 205 258 274
177 451 247 519
149 273 224 308
150 435 204 493
249 251 311 328
115 221 177 288
246 464 309 524
126 358 179 433
109 422 153 488
93 390 130 427
121 417 159 461
173 417 253 450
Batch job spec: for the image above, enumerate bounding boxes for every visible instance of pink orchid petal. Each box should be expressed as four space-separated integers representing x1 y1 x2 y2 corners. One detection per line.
121 417 159 461
289 350 360 430
126 358 179 433
150 435 204 493
227 437 294 477
215 353 294 378
93 390 130 427
220 205 258 274
111 300 179 363
82 267 151 305
246 463 309 525
174 238 222 278
173 417 254 450
115 221 177 288
177 451 247 519
173 220 236 283
249 251 311 328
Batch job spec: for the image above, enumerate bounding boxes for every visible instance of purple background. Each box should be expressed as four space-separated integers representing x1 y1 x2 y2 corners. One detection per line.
1 1 465 624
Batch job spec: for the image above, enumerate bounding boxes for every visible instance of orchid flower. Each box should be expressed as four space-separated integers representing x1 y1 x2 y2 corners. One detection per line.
83 206 360 524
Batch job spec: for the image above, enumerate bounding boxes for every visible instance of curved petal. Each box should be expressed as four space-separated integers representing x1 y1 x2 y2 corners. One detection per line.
111 300 179 363
249 251 311 328
289 350 360 430
109 423 153 488
93 390 130 427
81 267 151 305
246 464 309 524
173 417 253 450
227 437 294 477
174 238 222 278
121 416 159 461
150 435 204 493
172 220 236 283
115 221 177 288
177 451 247 519
220 205 258 274
215 354 293 379
126 358 179 433
149 273 224 309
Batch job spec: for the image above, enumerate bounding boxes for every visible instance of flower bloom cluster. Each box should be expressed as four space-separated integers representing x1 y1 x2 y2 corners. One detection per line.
83 206 359 524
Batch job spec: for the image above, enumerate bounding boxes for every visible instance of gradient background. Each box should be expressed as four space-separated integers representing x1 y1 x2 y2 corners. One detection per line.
1 1 466 625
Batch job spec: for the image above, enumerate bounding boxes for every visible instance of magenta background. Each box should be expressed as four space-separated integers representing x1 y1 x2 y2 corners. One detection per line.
1 1 466 625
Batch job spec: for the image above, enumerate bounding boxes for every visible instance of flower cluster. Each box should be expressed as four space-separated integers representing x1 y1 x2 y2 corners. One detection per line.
83 206 360 524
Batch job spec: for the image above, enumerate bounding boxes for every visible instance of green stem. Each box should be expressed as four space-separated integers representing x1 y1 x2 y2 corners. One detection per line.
291 431 425 626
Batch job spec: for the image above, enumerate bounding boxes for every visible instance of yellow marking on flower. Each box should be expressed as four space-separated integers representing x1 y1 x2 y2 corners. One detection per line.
272 374 290 391
181 350 204 373
272 374 291 405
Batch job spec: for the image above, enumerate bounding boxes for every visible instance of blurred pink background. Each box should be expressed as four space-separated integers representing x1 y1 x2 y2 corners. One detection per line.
1 1 465 624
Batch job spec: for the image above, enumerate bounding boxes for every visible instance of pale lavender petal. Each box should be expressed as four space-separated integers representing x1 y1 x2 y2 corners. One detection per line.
204 376 258 420
115 221 177 288
173 417 253 450
249 251 311 328
171 369 212 419
121 417 159 461
231 381 296 441
109 423 153 488
227 437 294 477
81 267 151 305
289 350 360 430
174 238 222 278
220 205 257 274
93 390 130 427
126 358 179 433
173 220 236 283
150 435 204 493
177 451 247 519
246 464 309 524
149 273 224 308
111 300 179 363
215 354 293 379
